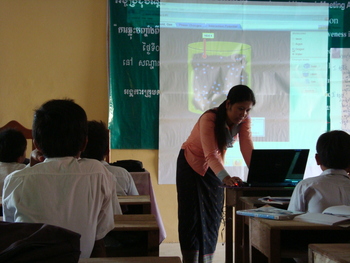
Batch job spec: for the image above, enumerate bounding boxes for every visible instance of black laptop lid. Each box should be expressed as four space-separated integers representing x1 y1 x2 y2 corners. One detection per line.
246 149 309 186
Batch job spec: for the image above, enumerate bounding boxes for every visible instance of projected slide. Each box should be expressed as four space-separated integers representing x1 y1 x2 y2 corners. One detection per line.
330 48 350 132
188 41 251 114
159 1 329 183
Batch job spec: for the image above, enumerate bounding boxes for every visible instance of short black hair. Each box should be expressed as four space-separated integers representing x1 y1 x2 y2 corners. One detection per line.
32 99 88 158
0 128 27 162
316 130 350 169
81 120 109 161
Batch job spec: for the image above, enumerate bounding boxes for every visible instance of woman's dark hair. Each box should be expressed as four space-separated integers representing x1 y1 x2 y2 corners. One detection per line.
316 130 350 169
81 120 109 161
32 99 88 158
212 85 256 154
0 128 27 162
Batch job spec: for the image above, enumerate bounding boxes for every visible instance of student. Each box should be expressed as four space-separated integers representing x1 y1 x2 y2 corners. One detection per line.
288 130 350 213
81 120 139 196
0 128 27 195
2 99 121 258
176 85 256 263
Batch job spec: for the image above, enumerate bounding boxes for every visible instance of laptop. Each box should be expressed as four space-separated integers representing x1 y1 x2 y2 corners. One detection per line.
244 149 309 187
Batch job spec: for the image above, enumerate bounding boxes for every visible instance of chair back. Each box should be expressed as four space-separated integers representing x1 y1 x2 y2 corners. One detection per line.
0 120 35 150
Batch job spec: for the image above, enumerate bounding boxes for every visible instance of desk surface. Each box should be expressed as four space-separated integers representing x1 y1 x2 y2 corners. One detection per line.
250 217 350 263
78 257 181 263
118 195 151 205
309 243 350 263
118 195 151 214
114 214 158 231
225 187 295 263
130 171 166 243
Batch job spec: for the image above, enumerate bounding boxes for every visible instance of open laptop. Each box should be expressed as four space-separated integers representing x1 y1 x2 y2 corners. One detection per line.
244 149 310 187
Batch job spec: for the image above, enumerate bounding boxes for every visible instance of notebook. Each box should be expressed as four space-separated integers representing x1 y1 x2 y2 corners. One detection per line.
244 149 309 187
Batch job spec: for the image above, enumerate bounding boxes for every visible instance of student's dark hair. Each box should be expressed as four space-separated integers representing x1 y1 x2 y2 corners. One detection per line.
81 120 109 161
32 99 88 158
0 128 27 162
316 130 350 169
211 85 256 154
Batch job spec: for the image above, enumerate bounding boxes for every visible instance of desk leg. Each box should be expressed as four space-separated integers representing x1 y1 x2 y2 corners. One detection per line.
234 192 246 263
225 205 233 263
148 230 160 256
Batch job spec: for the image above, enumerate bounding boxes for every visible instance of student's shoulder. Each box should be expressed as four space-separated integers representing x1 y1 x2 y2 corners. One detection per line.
297 174 333 188
106 164 128 172
4 165 31 181
79 158 111 172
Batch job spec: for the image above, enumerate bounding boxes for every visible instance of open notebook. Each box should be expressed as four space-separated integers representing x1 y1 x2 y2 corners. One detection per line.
244 149 309 187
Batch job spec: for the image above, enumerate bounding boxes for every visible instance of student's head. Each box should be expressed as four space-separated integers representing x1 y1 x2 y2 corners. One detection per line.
32 99 88 158
81 120 109 161
0 128 27 163
316 130 350 170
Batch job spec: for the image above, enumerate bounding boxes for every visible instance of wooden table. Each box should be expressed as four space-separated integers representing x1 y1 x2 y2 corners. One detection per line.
118 195 151 214
308 243 350 263
249 217 350 263
225 187 295 263
130 171 166 243
105 214 159 257
78 257 181 263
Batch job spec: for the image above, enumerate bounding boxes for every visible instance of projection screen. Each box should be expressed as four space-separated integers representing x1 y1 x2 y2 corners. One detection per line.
159 0 330 184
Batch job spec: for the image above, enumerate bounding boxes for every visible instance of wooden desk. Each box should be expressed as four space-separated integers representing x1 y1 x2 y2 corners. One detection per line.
308 243 350 263
249 217 350 263
105 214 159 257
118 195 151 214
225 187 295 263
239 196 290 242
78 257 181 263
130 171 166 243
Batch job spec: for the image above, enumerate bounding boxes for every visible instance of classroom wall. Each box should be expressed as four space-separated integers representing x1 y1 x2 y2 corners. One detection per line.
0 0 188 243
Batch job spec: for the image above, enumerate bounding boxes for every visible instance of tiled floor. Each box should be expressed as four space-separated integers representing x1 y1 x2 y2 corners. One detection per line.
159 242 225 262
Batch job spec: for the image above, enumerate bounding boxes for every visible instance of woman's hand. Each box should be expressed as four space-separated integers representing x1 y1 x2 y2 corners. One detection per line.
223 175 242 187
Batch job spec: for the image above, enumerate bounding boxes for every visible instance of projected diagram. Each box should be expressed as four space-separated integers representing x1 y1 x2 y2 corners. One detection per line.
188 41 251 114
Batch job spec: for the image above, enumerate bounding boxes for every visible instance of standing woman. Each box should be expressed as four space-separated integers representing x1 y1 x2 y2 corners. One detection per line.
176 84 256 262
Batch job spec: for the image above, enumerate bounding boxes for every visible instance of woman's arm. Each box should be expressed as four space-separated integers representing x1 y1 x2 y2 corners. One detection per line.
239 117 254 167
199 112 225 175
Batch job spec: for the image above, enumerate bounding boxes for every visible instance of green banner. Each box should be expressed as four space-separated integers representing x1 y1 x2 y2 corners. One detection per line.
108 0 160 149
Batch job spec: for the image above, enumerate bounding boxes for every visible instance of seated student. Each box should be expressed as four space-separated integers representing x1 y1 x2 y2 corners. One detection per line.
288 130 350 213
0 128 27 195
2 99 122 258
81 120 139 196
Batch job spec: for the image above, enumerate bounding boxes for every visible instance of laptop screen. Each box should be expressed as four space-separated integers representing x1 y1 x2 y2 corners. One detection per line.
246 149 309 186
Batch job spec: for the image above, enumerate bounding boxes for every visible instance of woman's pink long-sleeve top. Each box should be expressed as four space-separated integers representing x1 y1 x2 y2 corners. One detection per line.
181 110 253 177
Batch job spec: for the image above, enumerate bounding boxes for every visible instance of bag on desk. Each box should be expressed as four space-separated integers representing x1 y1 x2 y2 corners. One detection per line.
110 159 145 172
0 221 81 263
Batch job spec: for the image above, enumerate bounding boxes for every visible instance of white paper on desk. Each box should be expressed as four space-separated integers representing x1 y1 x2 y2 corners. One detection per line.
258 196 291 205
323 205 350 217
294 213 350 227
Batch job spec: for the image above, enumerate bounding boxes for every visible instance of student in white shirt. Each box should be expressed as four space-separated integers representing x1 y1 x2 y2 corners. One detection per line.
0 128 27 195
288 130 350 213
81 120 139 196
3 99 121 258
